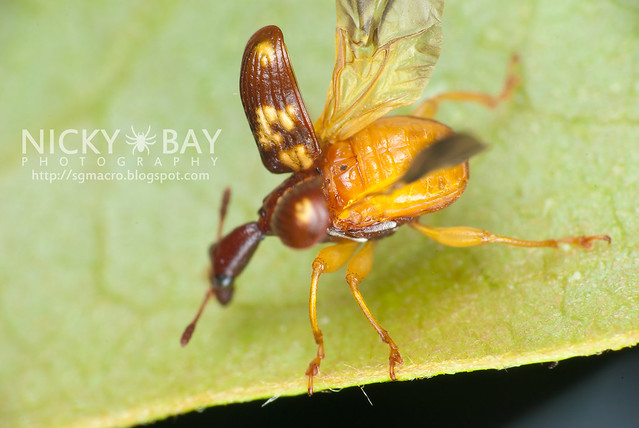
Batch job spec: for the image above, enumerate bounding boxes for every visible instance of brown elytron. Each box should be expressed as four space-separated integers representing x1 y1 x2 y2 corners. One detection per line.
181 0 610 394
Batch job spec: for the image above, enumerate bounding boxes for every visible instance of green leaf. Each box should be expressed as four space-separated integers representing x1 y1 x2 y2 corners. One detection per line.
1 1 637 427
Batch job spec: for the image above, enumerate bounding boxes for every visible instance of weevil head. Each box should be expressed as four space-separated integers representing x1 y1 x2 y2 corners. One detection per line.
208 221 264 305
270 177 330 249
181 220 264 347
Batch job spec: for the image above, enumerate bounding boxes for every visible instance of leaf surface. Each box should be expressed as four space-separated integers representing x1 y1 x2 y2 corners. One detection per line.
1 1 637 426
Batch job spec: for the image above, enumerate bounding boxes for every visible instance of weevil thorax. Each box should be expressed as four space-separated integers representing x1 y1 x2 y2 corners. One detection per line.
269 177 330 248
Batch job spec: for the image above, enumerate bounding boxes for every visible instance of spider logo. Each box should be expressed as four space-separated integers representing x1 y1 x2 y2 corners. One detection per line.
126 126 156 155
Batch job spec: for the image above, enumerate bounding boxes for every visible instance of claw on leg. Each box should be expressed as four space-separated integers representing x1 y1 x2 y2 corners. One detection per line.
387 335 404 380
305 294 324 396
305 354 322 395
556 234 611 250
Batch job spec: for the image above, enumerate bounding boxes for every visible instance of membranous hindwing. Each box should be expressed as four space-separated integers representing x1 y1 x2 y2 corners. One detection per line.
240 25 321 174
315 0 444 143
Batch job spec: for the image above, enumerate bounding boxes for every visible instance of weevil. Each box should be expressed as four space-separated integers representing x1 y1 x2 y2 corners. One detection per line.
181 0 610 394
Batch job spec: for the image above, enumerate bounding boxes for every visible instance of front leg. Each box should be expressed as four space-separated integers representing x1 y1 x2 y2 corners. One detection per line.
305 242 359 395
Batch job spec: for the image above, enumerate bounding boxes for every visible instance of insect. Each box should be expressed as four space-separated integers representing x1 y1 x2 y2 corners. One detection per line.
125 125 156 155
181 0 610 394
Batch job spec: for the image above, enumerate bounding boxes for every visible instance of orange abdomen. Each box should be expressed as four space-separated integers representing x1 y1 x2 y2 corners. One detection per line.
320 116 468 230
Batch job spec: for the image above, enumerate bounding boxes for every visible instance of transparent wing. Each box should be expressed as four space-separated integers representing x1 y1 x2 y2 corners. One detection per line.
315 0 444 143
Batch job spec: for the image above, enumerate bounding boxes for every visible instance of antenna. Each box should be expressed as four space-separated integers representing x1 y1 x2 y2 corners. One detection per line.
217 188 231 240
180 188 232 347
180 288 214 346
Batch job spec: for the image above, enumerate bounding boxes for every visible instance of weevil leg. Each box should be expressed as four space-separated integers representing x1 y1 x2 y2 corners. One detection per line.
413 54 521 119
410 223 611 250
306 241 360 395
345 241 404 382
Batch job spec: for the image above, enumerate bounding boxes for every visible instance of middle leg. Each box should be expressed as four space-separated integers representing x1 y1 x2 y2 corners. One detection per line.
345 241 404 381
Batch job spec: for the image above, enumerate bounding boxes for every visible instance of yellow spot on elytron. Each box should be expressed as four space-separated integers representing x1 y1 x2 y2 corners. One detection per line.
277 109 295 131
286 104 298 119
255 108 282 148
294 198 314 225
262 105 295 132
263 105 278 124
279 145 313 171
278 150 296 170
256 41 276 67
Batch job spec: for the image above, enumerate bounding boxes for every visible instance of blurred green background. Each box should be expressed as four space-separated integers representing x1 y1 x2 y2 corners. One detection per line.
1 1 637 427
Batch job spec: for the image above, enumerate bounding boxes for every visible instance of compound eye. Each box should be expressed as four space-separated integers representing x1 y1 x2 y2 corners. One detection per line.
210 273 234 305
271 178 330 249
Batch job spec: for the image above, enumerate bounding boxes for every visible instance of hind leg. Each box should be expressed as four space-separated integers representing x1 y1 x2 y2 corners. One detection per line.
410 223 610 250
413 54 521 119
